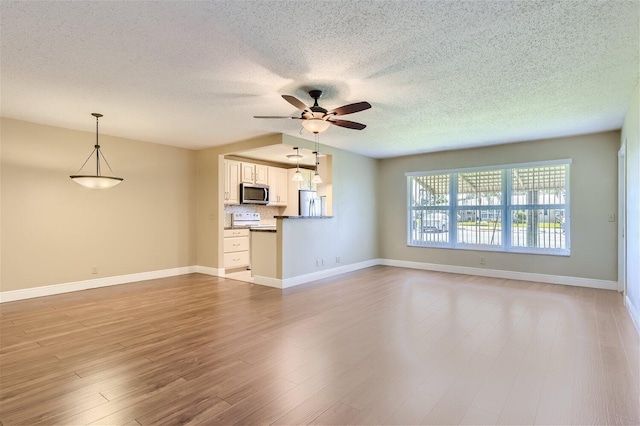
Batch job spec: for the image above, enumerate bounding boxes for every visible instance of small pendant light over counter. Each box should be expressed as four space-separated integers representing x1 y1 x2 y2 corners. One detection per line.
291 147 304 182
70 113 123 189
311 133 322 184
312 150 322 184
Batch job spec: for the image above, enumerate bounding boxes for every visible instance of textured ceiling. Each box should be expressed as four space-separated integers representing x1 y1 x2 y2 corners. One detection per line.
1 1 638 158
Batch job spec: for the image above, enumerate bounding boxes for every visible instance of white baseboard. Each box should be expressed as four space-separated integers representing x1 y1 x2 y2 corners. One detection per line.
626 296 640 335
1 259 620 303
0 266 197 303
379 259 618 291
278 259 381 289
251 259 380 289
195 265 224 277
252 275 282 288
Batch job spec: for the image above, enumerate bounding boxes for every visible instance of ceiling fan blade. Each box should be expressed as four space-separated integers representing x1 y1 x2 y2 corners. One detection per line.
282 95 310 112
326 101 372 116
329 119 367 130
253 115 298 119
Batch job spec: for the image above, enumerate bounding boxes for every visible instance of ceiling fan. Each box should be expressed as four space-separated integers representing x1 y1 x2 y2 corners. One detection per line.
254 90 371 133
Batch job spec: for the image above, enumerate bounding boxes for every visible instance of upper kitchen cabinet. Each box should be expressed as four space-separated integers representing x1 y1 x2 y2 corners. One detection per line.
268 166 288 206
241 163 268 185
224 159 240 205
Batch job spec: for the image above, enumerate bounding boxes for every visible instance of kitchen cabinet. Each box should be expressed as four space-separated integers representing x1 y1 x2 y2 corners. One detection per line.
267 166 288 206
241 163 268 185
224 159 240 205
224 228 250 269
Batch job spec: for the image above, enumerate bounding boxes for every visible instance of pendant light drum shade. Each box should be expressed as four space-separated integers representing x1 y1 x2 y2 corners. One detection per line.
70 113 123 189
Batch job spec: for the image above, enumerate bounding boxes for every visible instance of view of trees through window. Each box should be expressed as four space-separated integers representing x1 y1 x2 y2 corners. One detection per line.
407 162 570 255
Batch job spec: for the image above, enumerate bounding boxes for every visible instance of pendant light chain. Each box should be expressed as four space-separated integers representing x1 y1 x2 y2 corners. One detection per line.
95 115 101 176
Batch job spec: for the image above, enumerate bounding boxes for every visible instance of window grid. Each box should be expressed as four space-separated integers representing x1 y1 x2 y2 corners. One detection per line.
407 162 570 255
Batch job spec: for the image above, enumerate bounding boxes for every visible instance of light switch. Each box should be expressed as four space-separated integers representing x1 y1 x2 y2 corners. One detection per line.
608 214 616 222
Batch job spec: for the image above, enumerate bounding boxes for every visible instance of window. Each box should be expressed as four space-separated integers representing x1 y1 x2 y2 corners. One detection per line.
407 160 570 255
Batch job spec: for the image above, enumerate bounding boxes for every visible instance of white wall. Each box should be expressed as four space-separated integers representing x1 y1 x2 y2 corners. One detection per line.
378 132 620 283
280 140 378 279
622 82 639 329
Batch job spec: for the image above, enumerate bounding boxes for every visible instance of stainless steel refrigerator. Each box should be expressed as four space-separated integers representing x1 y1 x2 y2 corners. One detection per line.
299 190 321 216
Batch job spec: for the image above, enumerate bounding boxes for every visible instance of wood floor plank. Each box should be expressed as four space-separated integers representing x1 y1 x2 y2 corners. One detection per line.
0 267 637 426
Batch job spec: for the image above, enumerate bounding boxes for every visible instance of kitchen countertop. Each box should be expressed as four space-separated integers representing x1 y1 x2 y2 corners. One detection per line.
224 226 276 232
274 216 333 219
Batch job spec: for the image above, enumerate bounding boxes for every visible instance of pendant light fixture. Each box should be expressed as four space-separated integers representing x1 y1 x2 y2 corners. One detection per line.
311 133 322 184
312 151 322 184
70 113 123 189
291 147 304 182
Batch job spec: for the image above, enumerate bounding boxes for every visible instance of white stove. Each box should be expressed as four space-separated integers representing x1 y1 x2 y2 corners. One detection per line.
231 212 276 230
232 212 261 227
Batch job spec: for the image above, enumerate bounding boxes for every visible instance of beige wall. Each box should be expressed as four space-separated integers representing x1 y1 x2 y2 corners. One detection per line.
1 118 197 292
378 131 620 281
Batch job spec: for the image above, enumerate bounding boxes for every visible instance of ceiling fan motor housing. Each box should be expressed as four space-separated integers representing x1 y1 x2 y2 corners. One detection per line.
308 90 328 114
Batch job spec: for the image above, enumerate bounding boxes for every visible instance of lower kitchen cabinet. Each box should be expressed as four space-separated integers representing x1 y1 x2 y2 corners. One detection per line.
224 228 249 269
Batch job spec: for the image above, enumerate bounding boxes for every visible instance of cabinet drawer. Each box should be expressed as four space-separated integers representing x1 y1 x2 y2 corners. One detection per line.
224 228 249 238
224 251 249 268
224 237 249 253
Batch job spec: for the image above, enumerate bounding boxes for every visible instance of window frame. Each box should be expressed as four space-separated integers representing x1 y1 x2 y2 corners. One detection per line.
406 159 571 256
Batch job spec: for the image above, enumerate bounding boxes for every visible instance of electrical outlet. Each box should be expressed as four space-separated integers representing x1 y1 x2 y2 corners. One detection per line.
316 259 320 267
480 257 485 265
321 259 324 266
91 266 98 274
336 256 341 263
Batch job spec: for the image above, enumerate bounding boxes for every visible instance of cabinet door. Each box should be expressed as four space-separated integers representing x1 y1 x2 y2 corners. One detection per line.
226 160 240 205
224 160 231 201
267 166 278 205
268 167 288 206
275 167 288 205
255 164 269 185
241 163 255 183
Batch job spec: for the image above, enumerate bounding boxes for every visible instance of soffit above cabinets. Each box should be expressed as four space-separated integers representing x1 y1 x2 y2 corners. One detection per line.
228 145 317 167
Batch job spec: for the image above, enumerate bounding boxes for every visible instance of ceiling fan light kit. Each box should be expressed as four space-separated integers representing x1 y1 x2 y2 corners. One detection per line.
70 113 124 189
302 118 331 134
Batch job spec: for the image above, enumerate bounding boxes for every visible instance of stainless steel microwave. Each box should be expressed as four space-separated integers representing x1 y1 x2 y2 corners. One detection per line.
240 183 270 204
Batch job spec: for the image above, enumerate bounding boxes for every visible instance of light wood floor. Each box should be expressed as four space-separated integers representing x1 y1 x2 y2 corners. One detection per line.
1 266 638 425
